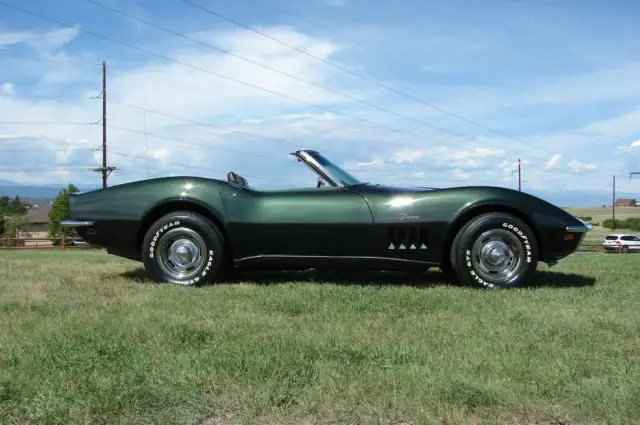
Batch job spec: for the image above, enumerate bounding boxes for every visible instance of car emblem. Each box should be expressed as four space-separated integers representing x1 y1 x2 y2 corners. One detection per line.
394 213 420 221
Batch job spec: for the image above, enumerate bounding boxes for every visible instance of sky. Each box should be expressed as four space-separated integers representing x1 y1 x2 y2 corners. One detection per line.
1 0 639 201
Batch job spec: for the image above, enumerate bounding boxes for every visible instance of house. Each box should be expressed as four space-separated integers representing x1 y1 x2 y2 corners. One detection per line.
20 205 53 247
615 198 637 207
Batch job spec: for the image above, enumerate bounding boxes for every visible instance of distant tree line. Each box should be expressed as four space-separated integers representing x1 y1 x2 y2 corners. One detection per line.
602 218 640 231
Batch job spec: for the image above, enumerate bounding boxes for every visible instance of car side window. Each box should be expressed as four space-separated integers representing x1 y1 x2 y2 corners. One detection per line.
620 236 640 241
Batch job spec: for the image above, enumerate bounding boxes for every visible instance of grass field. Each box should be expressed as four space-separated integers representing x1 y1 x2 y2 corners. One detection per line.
1 250 639 425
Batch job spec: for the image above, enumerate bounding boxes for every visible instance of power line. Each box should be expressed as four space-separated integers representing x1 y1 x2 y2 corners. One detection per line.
105 98 606 180
106 123 296 163
0 94 100 100
0 148 99 152
0 121 99 125
104 98 358 158
0 1 613 182
0 0 615 175
0 0 514 162
0 166 98 172
83 0 536 159
110 151 290 184
176 0 622 174
174 0 558 155
106 123 513 185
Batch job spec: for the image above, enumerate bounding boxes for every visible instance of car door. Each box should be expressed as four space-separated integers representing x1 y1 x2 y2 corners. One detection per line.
621 235 640 251
220 184 374 259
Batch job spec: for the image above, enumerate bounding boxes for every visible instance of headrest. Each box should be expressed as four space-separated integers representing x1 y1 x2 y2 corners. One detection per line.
227 171 249 187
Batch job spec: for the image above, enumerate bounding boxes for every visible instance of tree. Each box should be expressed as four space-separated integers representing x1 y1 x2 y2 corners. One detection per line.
8 195 27 216
0 195 28 237
3 215 29 238
48 183 80 238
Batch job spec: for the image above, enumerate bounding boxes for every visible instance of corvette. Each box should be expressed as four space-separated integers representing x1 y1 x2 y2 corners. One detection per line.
62 149 591 288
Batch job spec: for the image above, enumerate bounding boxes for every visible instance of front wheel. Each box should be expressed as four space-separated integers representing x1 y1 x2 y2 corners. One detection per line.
142 211 225 286
450 212 538 288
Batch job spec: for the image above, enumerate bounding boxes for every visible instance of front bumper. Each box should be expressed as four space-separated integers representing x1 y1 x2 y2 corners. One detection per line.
565 218 592 233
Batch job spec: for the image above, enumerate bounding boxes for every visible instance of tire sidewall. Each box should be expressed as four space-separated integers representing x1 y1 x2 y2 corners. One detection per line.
142 212 224 286
452 213 538 288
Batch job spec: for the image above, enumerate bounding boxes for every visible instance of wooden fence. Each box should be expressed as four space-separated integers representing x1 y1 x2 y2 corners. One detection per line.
0 236 98 250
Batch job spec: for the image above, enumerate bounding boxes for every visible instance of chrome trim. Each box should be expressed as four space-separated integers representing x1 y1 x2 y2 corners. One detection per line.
296 150 344 188
60 220 94 227
566 218 592 233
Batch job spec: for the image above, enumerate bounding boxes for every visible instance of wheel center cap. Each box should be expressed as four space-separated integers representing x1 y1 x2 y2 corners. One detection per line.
481 241 509 266
175 245 192 262
489 247 506 263
169 239 200 269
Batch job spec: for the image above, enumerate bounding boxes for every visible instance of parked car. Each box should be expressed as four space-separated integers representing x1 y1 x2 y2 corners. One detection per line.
602 234 640 253
61 149 591 288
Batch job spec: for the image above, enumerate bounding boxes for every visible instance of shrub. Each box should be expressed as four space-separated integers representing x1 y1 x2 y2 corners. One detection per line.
602 218 640 231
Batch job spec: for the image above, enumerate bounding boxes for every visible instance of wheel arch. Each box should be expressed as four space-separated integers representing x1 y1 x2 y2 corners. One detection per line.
138 199 232 259
440 202 542 267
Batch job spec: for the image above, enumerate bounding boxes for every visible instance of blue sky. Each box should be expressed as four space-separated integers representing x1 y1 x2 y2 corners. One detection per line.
1 0 639 201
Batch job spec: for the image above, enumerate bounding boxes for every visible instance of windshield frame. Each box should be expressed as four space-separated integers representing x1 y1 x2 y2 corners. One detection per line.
294 150 363 187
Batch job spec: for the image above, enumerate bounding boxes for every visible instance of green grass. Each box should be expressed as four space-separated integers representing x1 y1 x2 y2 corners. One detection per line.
1 250 639 424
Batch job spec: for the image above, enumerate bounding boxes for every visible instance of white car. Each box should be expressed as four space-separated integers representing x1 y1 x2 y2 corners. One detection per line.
602 234 640 252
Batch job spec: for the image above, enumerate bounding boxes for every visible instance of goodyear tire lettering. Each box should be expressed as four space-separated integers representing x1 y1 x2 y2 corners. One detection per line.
148 220 181 259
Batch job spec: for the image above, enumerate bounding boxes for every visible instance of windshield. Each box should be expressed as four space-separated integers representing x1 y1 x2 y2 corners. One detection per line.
307 151 362 186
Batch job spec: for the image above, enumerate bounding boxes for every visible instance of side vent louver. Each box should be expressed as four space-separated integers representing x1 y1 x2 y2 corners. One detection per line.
387 226 428 250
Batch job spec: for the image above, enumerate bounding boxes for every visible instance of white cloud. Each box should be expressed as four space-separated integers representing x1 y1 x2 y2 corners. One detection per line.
0 28 79 52
546 153 562 168
567 159 597 172
0 82 13 95
25 27 80 52
0 30 36 48
388 149 424 164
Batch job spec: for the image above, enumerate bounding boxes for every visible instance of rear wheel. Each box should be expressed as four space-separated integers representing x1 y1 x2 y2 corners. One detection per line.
450 212 538 288
142 211 225 286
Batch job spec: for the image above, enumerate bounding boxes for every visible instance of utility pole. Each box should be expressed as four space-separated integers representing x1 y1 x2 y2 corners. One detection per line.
93 61 116 187
518 159 521 192
102 60 107 188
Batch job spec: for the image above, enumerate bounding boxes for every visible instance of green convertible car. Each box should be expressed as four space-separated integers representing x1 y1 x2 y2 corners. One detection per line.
62 149 591 288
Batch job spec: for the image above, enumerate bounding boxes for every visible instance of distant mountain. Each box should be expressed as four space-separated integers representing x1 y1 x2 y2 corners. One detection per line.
0 180 100 199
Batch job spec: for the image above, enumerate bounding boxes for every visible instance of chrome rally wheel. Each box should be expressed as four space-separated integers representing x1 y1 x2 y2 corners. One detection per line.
142 211 225 286
450 212 538 288
156 228 207 283
470 229 525 285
